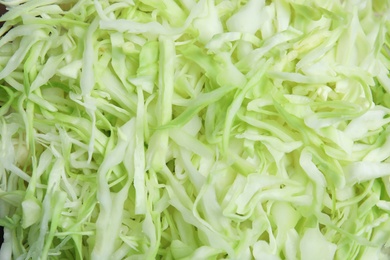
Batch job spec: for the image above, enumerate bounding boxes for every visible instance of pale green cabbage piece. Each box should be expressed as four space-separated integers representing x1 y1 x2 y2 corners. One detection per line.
0 0 390 259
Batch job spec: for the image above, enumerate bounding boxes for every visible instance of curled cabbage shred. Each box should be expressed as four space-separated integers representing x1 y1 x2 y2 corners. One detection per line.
1 0 390 259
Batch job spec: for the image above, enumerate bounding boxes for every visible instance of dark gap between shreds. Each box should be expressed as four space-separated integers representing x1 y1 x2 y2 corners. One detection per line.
0 4 6 27
0 226 3 248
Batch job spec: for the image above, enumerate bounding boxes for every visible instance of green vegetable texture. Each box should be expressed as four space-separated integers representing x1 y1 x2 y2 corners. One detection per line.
0 0 390 259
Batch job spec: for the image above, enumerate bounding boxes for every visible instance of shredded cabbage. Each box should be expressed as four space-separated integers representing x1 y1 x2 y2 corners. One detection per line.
0 0 390 259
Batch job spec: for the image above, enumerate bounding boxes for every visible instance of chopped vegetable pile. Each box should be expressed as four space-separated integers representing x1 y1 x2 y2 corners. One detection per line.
1 0 390 259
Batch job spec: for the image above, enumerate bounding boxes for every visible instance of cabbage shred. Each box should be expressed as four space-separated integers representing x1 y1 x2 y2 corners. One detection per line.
0 0 390 259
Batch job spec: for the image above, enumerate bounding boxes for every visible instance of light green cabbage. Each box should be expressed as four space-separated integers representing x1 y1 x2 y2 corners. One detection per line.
0 0 390 259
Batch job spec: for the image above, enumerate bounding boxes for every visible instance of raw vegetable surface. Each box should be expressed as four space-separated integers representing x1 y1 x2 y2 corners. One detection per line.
1 0 390 259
